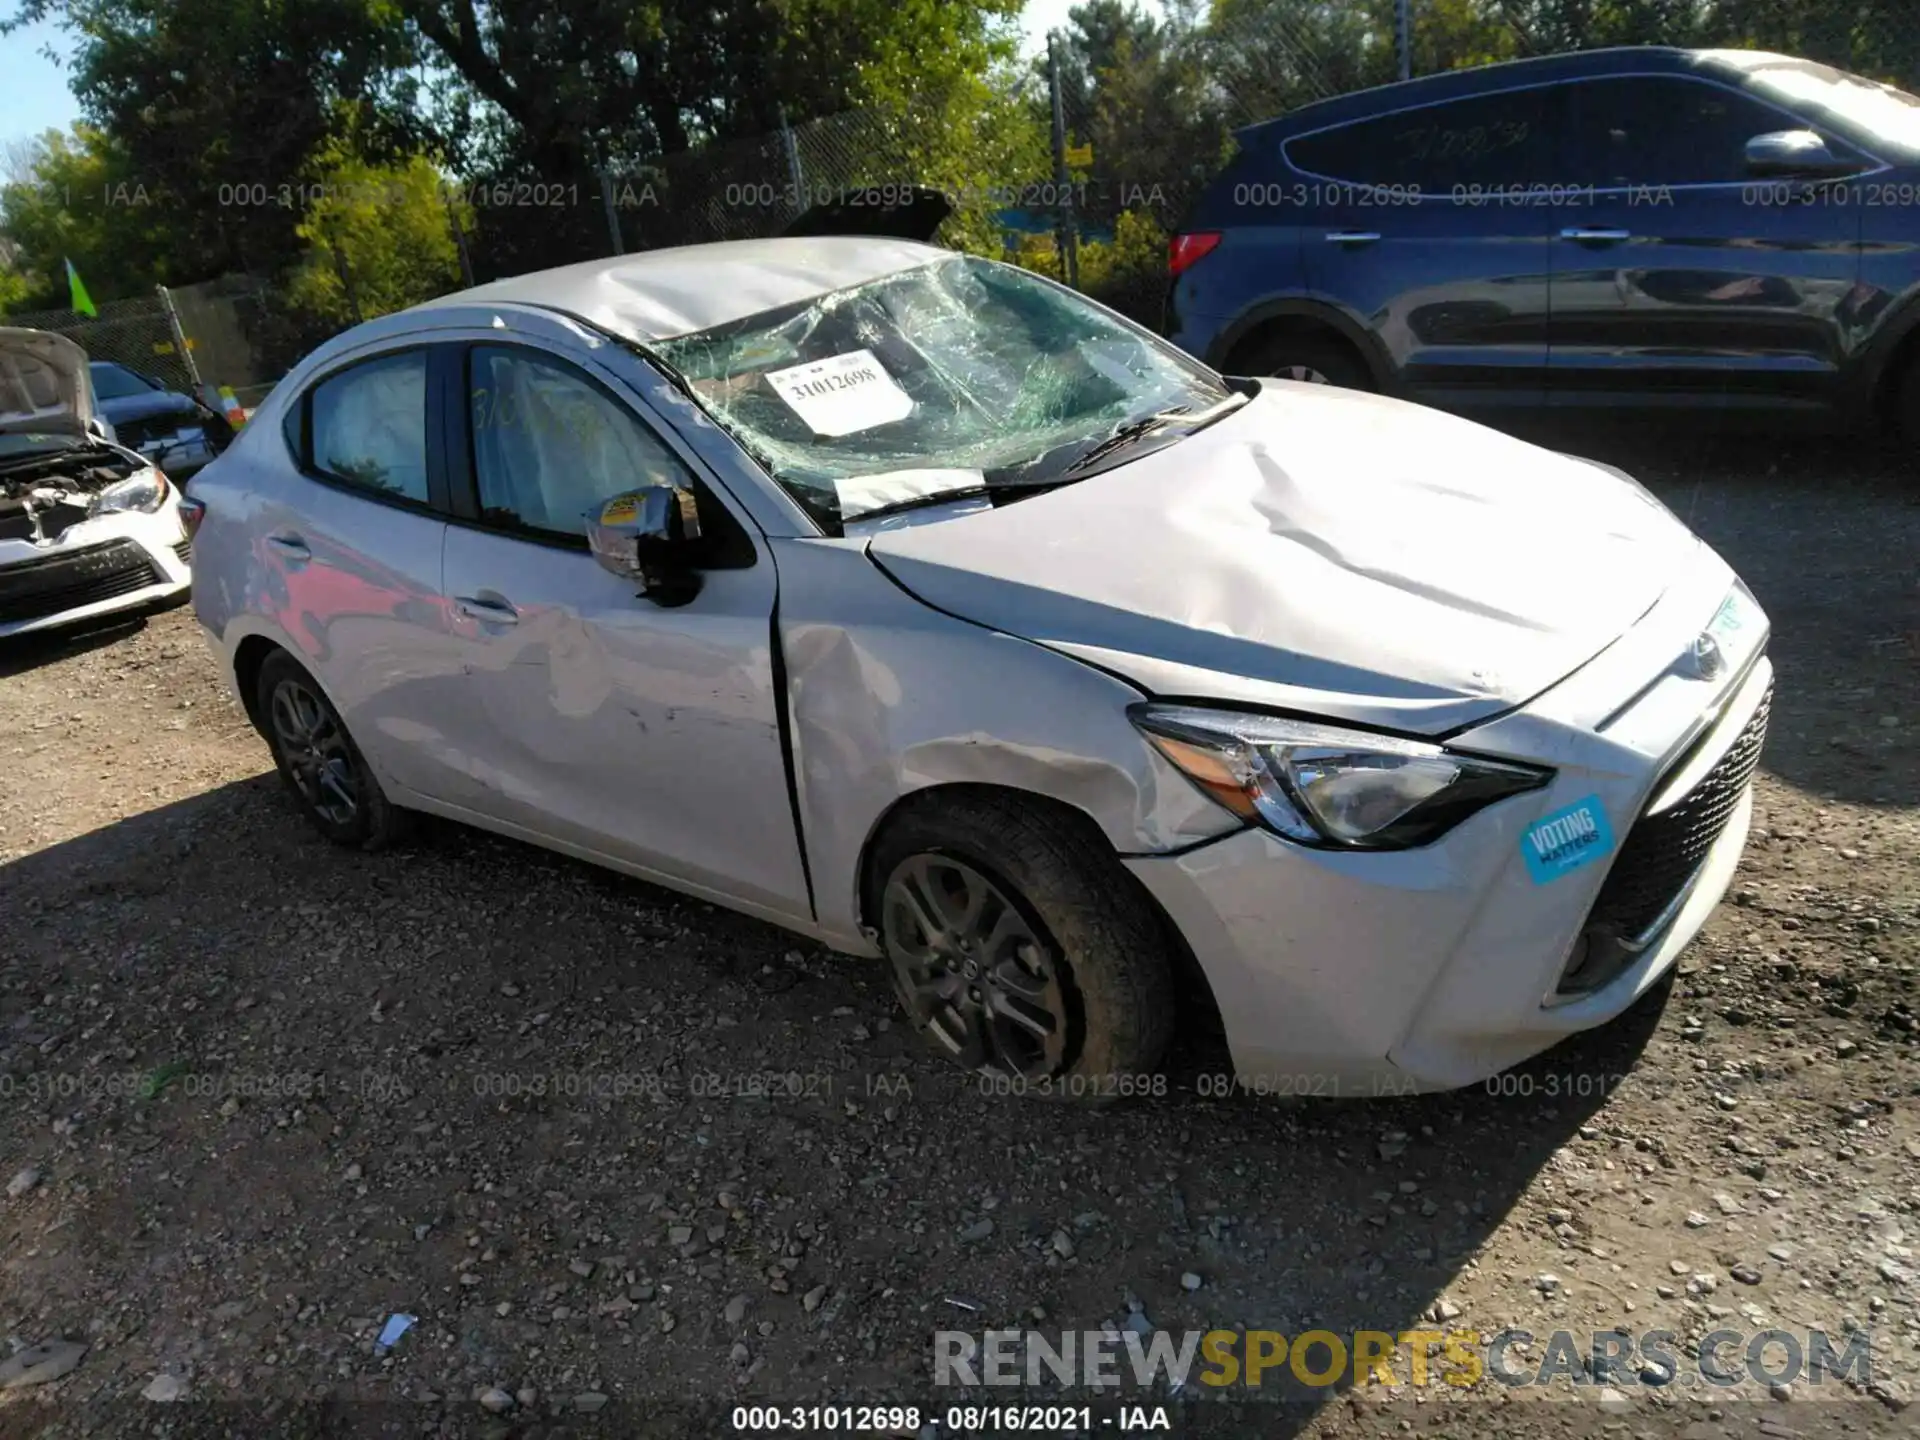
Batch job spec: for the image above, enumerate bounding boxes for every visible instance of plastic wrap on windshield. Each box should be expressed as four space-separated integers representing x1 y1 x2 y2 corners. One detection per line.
652 258 1226 523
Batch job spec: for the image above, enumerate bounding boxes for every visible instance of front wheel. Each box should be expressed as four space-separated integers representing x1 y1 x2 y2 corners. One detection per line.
870 793 1178 1091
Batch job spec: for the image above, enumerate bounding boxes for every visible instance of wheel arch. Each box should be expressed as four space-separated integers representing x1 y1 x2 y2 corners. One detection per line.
853 781 1226 1039
1868 304 1920 433
230 631 284 731
1210 297 1391 387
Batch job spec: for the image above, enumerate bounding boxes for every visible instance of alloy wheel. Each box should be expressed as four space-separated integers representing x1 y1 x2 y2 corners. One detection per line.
881 853 1070 1078
1280 363 1330 383
268 678 360 827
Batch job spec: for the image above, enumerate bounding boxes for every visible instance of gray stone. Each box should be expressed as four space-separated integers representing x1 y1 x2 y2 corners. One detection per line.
0 1341 86 1390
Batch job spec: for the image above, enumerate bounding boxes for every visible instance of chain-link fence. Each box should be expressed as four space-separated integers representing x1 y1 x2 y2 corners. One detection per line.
5 277 280 409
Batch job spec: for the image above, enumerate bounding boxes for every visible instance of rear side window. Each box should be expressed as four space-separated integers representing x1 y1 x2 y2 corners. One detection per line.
305 351 430 503
1560 75 1853 186
1286 87 1555 189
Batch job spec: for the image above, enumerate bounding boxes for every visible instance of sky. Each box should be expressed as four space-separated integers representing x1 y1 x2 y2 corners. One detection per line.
0 3 1085 154
0 16 81 153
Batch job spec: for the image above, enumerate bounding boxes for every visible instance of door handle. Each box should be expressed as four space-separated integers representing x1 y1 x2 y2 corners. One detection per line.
265 533 310 563
1560 227 1632 243
1324 230 1381 245
453 594 520 626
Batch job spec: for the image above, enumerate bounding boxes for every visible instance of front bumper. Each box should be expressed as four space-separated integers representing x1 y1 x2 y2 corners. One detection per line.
1126 551 1772 1095
0 503 192 640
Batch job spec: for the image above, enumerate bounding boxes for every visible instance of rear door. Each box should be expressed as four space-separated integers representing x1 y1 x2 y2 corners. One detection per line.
266 346 464 801
436 341 810 922
1547 73 1866 414
1288 85 1558 408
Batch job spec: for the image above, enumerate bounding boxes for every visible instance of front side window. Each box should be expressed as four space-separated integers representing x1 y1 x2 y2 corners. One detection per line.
1560 76 1853 187
652 256 1230 528
1285 88 1555 188
306 351 429 502
468 346 694 539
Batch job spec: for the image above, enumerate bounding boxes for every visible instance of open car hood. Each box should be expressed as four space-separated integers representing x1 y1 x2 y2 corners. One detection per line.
864 384 1702 735
780 185 953 242
0 328 94 439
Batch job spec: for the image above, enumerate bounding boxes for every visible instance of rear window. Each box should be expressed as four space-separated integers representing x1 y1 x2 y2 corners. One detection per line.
303 351 430 503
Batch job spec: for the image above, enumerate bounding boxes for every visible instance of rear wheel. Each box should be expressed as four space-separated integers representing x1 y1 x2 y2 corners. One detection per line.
1894 351 1920 458
1232 330 1373 390
254 650 407 850
870 793 1178 1093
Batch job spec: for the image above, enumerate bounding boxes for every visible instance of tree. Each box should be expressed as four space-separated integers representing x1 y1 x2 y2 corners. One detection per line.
4 0 424 281
283 145 471 325
0 125 182 307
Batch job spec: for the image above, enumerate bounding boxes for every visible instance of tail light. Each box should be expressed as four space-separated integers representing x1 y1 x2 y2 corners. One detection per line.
1169 231 1223 277
178 494 207 539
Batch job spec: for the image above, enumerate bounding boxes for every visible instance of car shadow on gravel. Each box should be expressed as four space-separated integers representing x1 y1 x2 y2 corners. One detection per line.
0 612 151 679
0 774 1672 1434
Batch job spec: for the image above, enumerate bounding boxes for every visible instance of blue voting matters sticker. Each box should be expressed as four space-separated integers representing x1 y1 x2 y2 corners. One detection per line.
1521 794 1615 884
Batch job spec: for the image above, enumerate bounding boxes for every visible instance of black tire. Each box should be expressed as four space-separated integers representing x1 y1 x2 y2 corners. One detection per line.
254 649 408 850
869 792 1178 1092
1894 352 1920 456
1232 330 1374 390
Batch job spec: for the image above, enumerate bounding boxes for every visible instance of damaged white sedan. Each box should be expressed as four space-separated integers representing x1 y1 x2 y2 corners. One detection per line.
186 239 1770 1096
1 328 193 638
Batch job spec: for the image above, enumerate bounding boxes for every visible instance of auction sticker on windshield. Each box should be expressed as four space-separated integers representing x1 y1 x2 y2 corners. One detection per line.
1520 794 1614 885
765 349 913 436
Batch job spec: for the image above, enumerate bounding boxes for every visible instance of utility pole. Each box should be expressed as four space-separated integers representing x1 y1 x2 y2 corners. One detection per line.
781 107 806 211
1047 32 1080 289
442 185 476 287
599 168 623 256
155 284 203 393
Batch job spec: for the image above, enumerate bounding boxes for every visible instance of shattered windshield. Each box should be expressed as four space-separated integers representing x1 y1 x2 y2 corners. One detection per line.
652 255 1231 528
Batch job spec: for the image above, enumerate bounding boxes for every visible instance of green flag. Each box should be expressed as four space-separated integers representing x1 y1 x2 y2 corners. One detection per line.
65 259 96 317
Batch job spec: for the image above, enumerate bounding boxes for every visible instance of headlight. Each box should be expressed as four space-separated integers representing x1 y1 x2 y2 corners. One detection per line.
1131 704 1551 850
93 467 169 515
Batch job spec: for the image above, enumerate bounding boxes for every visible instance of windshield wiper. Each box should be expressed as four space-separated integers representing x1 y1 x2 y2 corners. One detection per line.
841 476 1070 528
1062 393 1250 476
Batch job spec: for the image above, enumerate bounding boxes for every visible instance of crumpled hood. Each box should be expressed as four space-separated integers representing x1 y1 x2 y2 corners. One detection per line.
865 383 1702 734
0 328 94 438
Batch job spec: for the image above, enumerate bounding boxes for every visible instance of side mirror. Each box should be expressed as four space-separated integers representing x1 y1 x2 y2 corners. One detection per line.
588 484 704 607
1743 129 1855 178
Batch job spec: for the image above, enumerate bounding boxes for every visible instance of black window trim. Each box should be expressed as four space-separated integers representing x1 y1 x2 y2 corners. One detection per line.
1279 68 1890 196
447 338 759 566
287 344 448 518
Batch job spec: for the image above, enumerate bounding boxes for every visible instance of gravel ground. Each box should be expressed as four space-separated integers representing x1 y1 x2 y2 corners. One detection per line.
0 431 1915 1439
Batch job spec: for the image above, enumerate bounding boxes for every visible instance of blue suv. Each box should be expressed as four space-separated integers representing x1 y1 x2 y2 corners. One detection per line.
1166 47 1920 445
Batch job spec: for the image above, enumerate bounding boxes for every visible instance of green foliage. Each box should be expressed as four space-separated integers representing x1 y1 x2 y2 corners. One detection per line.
0 125 180 307
284 146 470 325
1008 208 1168 326
6 0 424 282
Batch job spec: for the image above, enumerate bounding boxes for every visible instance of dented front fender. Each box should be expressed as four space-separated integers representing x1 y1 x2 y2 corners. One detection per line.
773 537 1236 953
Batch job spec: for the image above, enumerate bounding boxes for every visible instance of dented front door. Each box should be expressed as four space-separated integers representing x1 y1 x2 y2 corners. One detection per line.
437 527 809 922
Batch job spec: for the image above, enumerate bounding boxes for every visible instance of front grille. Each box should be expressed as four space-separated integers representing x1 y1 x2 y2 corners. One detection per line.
172 537 193 566
1584 683 1772 946
0 539 162 625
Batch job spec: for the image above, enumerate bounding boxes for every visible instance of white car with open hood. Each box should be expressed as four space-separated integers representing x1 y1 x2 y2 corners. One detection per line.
184 237 1771 1097
0 327 193 638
